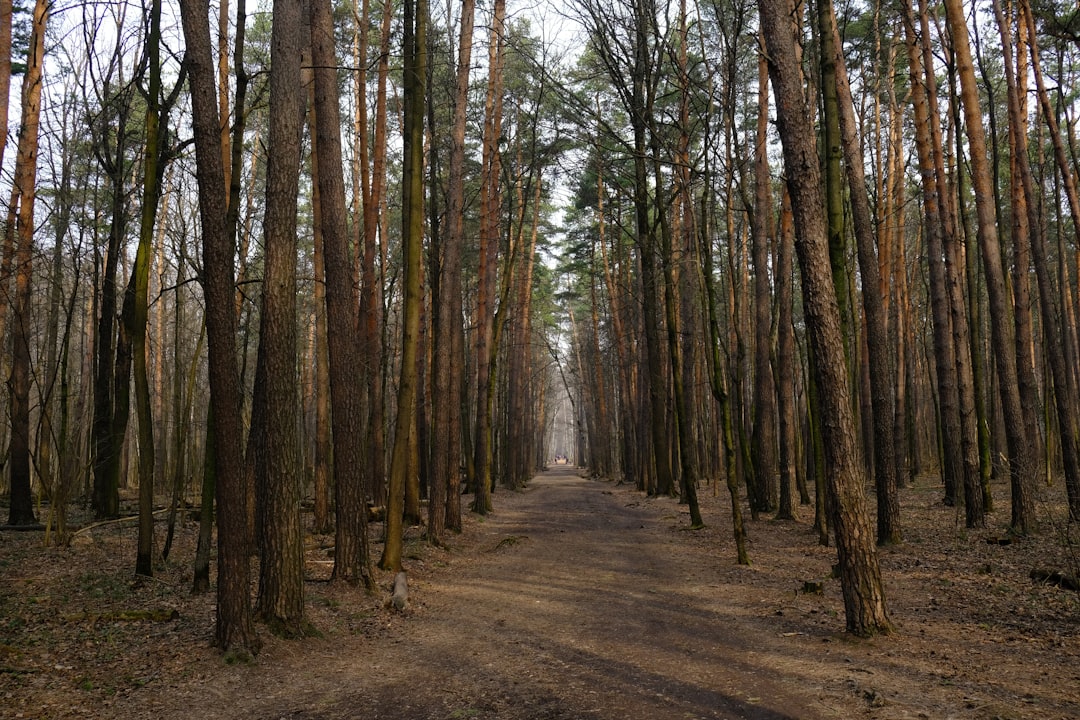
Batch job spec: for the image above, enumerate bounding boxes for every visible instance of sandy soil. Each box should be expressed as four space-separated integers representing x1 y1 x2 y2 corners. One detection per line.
3 466 1080 719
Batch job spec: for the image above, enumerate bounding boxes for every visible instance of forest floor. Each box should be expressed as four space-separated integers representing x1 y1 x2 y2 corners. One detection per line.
2 466 1080 719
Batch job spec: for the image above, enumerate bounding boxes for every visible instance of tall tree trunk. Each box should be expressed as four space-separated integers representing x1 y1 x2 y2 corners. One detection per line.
382 0 427 571
775 187 797 520
434 0 475 537
926 6 984 527
310 0 375 587
255 0 306 636
702 189 750 564
901 2 964 510
941 0 1037 533
6 0 47 528
178 0 260 656
825 4 901 542
751 44 778 518
134 0 168 575
310 202 332 536
471 0 507 513
90 83 134 521
360 0 393 510
759 0 891 636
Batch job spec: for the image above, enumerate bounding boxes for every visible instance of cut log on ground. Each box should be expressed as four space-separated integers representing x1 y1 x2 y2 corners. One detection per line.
391 571 409 611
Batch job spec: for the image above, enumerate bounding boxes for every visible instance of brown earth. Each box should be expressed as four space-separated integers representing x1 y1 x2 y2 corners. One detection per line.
2 466 1080 719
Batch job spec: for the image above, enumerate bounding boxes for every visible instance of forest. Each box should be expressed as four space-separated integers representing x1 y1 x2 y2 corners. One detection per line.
2 0 1080 715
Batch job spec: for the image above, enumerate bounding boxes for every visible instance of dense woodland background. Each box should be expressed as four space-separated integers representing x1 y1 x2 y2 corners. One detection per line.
2 0 1080 654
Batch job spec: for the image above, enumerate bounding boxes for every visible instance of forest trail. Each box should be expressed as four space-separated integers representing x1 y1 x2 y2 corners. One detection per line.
119 468 834 720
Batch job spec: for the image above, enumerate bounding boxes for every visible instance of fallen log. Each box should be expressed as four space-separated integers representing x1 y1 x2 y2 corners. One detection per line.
1030 568 1080 592
63 608 180 624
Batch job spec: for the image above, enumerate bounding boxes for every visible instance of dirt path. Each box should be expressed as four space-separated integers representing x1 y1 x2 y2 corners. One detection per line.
120 469 832 720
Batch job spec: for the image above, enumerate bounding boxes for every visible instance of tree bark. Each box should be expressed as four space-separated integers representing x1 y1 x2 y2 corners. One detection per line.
825 4 901 542
433 0 474 537
941 0 1037 533
901 2 965 510
471 0 507 513
309 0 375 587
6 0 47 528
758 0 891 636
178 0 260 656
775 187 798 520
751 43 778 518
255 0 306 636
382 0 427 571
134 0 169 574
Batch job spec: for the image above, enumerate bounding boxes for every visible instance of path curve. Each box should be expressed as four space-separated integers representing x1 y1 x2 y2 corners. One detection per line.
127 469 836 719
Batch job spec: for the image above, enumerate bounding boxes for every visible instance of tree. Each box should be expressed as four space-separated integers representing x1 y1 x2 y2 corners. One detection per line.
255 0 307 636
750 37 778 519
134 0 184 576
88 8 139 521
825 1 900 543
6 0 47 529
178 0 260 656
382 0 427 572
471 0 508 513
901 0 969 516
758 0 891 636
311 0 376 587
941 0 1037 533
432 0 475 538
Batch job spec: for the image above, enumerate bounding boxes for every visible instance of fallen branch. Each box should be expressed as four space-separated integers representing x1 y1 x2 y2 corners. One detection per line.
69 509 171 538
490 535 528 552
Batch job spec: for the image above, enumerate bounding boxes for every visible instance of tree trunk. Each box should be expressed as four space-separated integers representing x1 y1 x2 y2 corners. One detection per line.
759 0 891 636
901 2 965 510
941 0 1037 533
6 0 47 528
178 0 260 656
310 196 332 536
360 0 393 510
751 44 778 518
471 0 506 513
134 0 168 575
255 0 306 636
309 0 375 587
382 0 427 571
775 185 797 521
826 4 901 542
434 0 474 537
